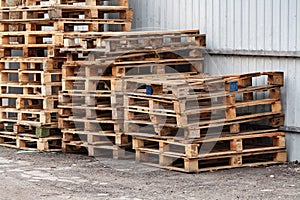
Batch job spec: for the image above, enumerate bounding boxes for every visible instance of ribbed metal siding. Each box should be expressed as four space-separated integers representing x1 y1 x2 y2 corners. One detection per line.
205 55 300 127
130 0 300 51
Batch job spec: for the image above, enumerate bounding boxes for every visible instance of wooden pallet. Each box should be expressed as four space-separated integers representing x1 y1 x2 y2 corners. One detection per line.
0 96 58 110
0 126 61 151
0 5 133 21
58 117 123 132
62 130 129 146
0 109 59 126
0 0 129 7
0 69 62 83
61 30 206 51
59 105 123 121
122 72 284 137
59 90 122 104
131 130 286 173
125 113 284 139
0 84 61 96
124 72 284 99
88 144 133 159
0 45 64 58
136 149 287 173
124 92 282 130
0 32 64 47
17 133 62 152
14 124 61 137
0 19 132 32
0 131 17 148
62 76 124 92
62 59 202 78
0 58 65 71
62 131 132 158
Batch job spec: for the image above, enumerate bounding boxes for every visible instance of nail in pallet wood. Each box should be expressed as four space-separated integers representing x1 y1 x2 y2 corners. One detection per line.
130 130 286 173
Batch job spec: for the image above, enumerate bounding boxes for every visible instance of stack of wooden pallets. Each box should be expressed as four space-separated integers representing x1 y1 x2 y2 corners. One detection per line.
123 72 286 172
58 30 206 158
0 0 132 151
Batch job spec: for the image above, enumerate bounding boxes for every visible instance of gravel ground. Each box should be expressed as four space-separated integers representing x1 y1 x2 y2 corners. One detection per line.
0 146 300 200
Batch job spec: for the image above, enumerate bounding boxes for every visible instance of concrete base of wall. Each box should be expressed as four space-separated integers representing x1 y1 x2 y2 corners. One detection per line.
286 132 300 162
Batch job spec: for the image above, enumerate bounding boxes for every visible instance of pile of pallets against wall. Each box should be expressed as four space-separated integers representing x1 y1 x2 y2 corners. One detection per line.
123 72 286 172
0 0 286 173
58 30 206 158
0 0 132 151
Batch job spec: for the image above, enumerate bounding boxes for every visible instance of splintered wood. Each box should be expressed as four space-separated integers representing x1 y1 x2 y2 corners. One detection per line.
0 0 133 152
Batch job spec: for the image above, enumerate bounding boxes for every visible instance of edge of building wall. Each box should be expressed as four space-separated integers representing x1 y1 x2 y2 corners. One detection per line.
280 126 300 162
207 49 300 58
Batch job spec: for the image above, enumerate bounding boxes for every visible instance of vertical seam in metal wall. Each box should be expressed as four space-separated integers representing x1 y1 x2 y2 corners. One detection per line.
297 0 298 49
192 0 194 29
232 0 236 49
240 0 243 50
212 0 214 48
279 0 282 50
288 0 290 50
219 0 221 49
255 0 258 50
226 0 228 49
248 0 250 50
271 0 274 50
263 0 266 50
205 0 207 34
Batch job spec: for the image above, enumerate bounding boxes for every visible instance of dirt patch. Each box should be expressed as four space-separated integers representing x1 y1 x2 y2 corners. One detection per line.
0 146 299 200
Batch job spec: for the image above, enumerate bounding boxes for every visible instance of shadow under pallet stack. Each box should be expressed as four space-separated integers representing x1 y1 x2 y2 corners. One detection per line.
124 72 287 172
0 0 132 151
58 30 206 158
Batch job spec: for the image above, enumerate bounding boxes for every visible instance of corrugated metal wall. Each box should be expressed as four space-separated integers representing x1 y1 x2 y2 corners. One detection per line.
205 55 300 127
130 0 300 51
129 0 300 127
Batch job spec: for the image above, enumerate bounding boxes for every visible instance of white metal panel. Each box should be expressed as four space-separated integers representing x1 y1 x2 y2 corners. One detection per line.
280 0 289 51
289 0 297 51
241 0 250 50
130 0 300 51
205 55 300 127
298 0 300 49
272 0 281 50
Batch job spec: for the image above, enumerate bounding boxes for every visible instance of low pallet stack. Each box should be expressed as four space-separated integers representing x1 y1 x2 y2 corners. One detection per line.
58 30 206 158
123 72 286 172
0 0 132 151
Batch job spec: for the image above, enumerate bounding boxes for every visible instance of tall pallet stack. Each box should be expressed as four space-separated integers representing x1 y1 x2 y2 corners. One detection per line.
58 30 206 158
124 72 287 172
0 0 132 151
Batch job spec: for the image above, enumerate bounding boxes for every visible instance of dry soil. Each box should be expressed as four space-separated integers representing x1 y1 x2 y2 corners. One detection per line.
0 146 300 200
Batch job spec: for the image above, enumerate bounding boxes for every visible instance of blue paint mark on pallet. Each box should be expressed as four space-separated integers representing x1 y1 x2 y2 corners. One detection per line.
230 82 238 92
146 85 153 95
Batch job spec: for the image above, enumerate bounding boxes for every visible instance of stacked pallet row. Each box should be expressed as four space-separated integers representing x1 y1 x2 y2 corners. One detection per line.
0 0 132 151
58 30 206 158
123 72 287 172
